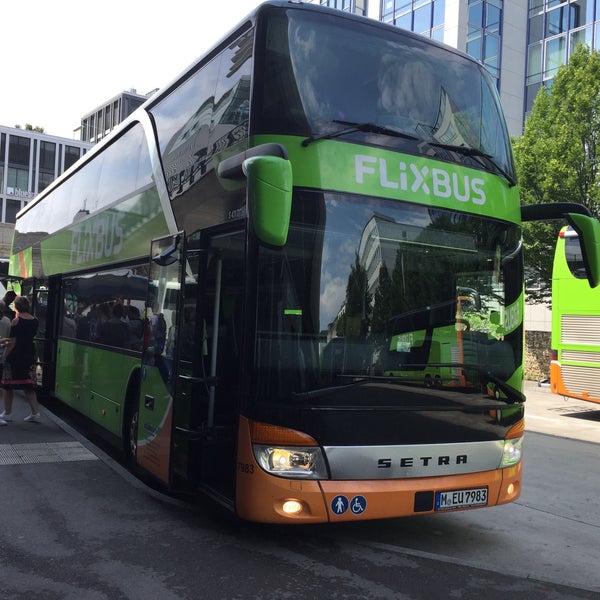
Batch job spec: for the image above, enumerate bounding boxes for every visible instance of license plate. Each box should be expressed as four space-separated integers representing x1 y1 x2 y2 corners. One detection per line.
435 487 488 511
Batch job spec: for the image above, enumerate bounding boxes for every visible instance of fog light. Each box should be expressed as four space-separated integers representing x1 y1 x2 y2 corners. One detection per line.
507 483 515 496
282 500 303 515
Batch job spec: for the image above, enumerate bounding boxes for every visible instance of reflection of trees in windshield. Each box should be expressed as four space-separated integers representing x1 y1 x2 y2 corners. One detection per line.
323 197 521 384
336 254 372 339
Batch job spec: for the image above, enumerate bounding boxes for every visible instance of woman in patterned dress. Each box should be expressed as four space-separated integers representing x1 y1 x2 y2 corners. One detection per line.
0 295 41 422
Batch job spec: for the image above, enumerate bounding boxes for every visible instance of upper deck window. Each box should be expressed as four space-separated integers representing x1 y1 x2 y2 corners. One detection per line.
254 8 514 181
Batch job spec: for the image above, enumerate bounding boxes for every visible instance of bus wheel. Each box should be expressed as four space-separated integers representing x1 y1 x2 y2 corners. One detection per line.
424 375 433 387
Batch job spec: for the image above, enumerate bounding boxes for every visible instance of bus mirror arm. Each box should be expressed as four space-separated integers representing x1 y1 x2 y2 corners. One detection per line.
521 203 600 288
520 202 593 222
217 143 289 180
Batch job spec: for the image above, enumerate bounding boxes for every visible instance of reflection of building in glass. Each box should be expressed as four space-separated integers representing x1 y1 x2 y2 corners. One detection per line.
162 76 250 200
358 214 421 298
415 87 478 149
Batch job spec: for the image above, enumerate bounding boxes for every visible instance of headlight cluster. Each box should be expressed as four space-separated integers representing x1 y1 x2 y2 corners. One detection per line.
500 436 523 467
254 445 328 479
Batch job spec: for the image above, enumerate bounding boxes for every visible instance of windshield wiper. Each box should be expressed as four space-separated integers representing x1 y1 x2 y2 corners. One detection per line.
302 120 418 147
333 366 525 405
426 141 517 188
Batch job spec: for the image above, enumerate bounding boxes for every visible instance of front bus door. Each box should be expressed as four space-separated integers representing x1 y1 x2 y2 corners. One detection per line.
137 228 245 503
170 226 246 504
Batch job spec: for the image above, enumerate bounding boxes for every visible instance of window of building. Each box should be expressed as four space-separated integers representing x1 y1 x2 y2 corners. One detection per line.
467 26 483 58
8 135 30 167
318 0 366 14
65 145 81 170
545 34 567 78
38 171 55 193
381 0 445 38
39 141 56 171
105 105 113 131
7 167 29 191
546 5 571 36
466 0 502 82
527 42 543 84
570 25 592 51
413 3 432 33
469 1 484 27
5 198 23 224
432 0 444 27
529 12 544 44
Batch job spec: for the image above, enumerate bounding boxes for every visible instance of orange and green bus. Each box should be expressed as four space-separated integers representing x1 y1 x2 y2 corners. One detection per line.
551 225 600 404
8 1 600 523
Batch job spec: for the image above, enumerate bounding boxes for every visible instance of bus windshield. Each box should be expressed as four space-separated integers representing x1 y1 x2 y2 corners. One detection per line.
254 192 523 405
255 8 514 181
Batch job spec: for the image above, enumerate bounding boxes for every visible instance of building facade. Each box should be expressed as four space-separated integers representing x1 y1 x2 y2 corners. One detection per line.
317 1 600 139
0 126 91 257
78 89 152 143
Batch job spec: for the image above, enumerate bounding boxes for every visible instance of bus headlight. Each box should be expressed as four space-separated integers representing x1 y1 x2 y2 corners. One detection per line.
254 445 328 479
500 436 523 467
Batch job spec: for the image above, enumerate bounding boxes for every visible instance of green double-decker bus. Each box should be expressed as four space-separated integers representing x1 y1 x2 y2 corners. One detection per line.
551 225 600 404
8 1 600 523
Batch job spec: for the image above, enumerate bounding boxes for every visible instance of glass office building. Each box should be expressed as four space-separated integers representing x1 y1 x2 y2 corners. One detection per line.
316 1 600 137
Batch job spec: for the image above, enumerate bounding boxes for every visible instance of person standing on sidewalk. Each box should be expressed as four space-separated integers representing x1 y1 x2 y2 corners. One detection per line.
0 295 41 423
0 300 12 425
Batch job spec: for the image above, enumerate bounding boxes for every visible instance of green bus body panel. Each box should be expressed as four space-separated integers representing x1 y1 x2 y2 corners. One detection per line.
252 134 521 224
55 341 171 441
552 230 600 351
55 341 141 437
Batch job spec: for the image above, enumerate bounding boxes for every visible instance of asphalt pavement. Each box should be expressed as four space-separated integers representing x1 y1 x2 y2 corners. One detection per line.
522 379 600 444
0 385 598 599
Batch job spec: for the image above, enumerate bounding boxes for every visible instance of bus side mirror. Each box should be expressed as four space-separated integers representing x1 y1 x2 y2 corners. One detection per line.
243 156 292 247
521 203 600 288
566 213 600 288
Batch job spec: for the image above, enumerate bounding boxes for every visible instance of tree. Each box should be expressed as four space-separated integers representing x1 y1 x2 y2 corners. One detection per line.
513 44 600 302
13 124 45 132
337 253 372 338
371 262 392 335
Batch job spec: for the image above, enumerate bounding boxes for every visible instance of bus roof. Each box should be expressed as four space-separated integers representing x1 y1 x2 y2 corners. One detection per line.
17 1 480 223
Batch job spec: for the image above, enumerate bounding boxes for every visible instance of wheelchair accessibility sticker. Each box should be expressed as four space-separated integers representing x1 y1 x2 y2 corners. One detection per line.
331 495 367 516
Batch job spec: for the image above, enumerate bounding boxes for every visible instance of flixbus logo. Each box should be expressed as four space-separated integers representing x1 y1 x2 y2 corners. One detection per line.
355 154 486 206
70 213 124 265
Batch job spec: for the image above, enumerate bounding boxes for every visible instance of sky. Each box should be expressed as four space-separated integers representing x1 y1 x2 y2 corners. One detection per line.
2 0 265 139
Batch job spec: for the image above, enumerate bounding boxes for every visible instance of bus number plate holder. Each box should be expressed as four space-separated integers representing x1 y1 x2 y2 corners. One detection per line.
435 487 488 511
